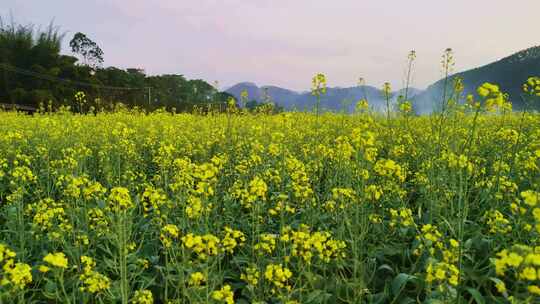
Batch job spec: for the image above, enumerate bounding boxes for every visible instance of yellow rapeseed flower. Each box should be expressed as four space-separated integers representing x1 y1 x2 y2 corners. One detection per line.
43 252 68 269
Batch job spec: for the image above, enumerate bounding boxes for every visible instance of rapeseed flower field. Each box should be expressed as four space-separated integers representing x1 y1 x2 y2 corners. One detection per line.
1 80 540 303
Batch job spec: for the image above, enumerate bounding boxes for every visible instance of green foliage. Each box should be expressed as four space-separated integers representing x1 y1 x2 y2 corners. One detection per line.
0 18 233 112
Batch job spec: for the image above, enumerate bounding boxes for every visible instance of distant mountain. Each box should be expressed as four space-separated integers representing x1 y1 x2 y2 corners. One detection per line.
413 46 540 114
226 82 264 101
229 46 540 114
226 83 423 113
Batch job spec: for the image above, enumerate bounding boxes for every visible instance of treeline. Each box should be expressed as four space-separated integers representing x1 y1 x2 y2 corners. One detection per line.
0 19 235 112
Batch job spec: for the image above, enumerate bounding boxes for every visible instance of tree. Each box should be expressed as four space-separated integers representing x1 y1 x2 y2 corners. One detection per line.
1 19 232 112
0 19 68 106
69 32 104 68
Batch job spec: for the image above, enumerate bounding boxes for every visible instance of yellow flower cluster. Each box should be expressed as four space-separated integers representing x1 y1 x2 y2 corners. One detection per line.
2 261 32 290
185 195 212 219
425 259 459 287
374 159 406 182
221 226 246 254
10 165 36 185
268 194 296 216
26 198 71 240
264 264 293 290
160 224 180 248
477 82 512 112
74 91 86 104
494 245 540 296
441 152 474 174
399 101 412 113
79 256 110 293
281 225 346 263
483 209 512 234
241 265 260 286
285 157 314 203
181 233 220 260
107 187 133 211
141 186 168 219
350 126 378 162
58 175 88 198
0 244 16 263
212 284 234 304
324 187 356 211
231 176 268 209
369 213 383 224
254 234 277 255
334 136 355 160
365 184 383 201
0 244 32 290
415 224 444 255
389 207 415 228
249 176 268 201
132 289 154 304
169 158 195 192
521 190 539 207
496 128 519 145
520 190 540 233
188 271 205 286
311 73 327 96
355 99 369 112
192 162 219 197
83 180 107 201
417 226 461 292
43 252 68 269
523 76 540 96
87 207 109 236
59 175 103 199
172 227 247 259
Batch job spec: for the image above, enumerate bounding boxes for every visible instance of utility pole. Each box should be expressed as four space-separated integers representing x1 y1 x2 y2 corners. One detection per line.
147 87 151 105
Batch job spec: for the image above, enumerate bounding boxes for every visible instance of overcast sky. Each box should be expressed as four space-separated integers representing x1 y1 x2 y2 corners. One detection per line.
2 0 540 91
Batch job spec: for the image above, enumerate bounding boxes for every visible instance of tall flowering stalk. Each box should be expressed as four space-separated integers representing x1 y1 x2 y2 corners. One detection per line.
440 48 455 113
404 50 416 102
382 82 392 121
311 73 327 119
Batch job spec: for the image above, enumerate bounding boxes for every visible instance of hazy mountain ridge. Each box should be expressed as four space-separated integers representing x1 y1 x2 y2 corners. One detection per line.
228 46 540 114
226 83 422 112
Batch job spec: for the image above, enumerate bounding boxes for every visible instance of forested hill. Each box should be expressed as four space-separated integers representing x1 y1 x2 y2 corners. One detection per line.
413 46 540 114
0 20 233 111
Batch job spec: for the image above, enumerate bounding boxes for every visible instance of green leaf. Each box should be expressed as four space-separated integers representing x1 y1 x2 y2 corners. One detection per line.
399 297 416 304
43 280 58 299
466 287 485 304
391 273 417 296
305 290 332 304
424 299 444 304
367 292 387 304
377 264 394 274
236 298 251 304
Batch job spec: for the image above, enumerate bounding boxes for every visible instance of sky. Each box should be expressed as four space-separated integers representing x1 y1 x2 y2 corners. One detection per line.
2 0 540 91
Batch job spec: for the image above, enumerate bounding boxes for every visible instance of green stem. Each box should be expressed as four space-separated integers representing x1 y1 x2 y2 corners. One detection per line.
60 270 72 304
119 212 129 304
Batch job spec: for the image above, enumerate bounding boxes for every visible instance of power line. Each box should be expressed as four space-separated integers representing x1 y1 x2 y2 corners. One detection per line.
0 63 148 91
